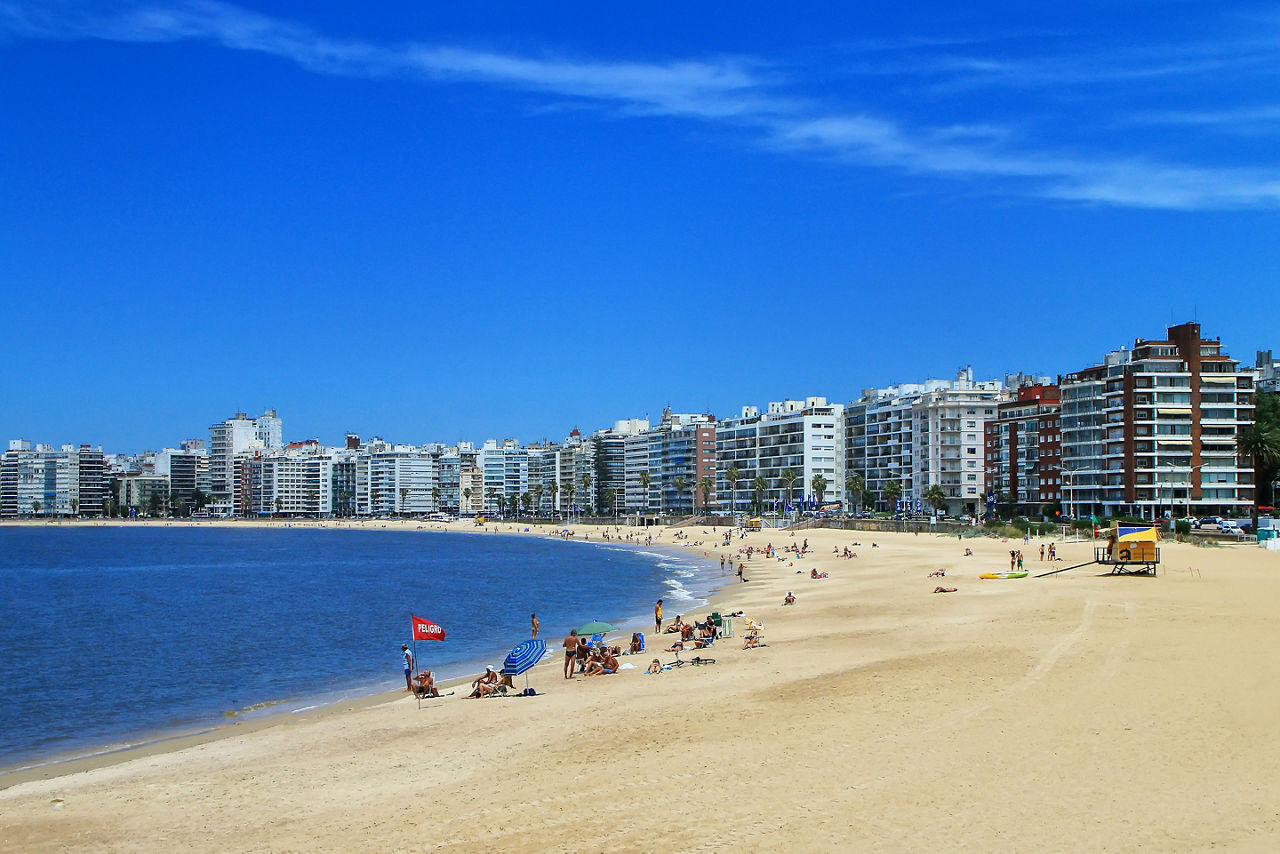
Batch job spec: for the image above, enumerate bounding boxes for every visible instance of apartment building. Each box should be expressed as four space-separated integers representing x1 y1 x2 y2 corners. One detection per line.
984 384 1062 517
0 441 106 517
624 409 715 516
845 369 1010 516
1060 322 1255 520
208 409 282 516
716 397 843 516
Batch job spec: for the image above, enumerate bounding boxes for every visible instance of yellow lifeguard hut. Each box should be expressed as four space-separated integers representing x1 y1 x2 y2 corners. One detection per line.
1096 524 1161 574
743 517 763 531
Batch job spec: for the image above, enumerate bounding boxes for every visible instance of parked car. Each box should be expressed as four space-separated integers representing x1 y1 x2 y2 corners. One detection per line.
1218 521 1244 535
1196 516 1222 530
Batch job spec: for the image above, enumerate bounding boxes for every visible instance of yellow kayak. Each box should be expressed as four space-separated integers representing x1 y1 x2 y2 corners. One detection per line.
979 572 1028 579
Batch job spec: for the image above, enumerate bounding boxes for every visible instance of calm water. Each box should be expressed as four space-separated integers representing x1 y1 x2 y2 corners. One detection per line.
0 526 718 769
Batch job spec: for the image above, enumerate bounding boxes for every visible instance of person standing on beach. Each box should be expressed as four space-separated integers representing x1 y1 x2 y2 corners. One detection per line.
401 644 414 693
562 629 579 679
655 599 663 634
531 613 539 639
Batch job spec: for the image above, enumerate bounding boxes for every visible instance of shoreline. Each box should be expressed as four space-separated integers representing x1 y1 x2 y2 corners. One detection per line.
0 518 727 788
6 523 1277 850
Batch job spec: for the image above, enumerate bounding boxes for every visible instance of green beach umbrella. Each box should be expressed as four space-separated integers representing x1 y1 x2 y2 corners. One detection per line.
577 620 618 635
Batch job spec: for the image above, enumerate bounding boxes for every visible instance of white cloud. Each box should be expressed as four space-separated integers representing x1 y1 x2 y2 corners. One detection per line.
5 0 1280 211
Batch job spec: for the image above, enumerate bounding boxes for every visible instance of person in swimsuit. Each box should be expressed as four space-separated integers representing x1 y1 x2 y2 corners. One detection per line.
655 599 663 634
647 658 663 674
562 629 579 679
531 613 539 639
413 670 439 698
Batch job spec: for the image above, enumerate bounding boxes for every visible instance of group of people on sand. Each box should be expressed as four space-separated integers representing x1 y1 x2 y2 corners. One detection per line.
662 614 718 652
559 629 621 678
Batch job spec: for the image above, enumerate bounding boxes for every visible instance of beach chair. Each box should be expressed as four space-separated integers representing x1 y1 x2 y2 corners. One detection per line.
711 612 733 637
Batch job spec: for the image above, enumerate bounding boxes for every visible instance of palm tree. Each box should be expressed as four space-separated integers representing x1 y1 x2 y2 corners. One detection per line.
1238 424 1280 515
699 475 715 514
370 488 381 516
845 473 865 514
673 476 689 516
751 475 768 515
638 471 651 515
521 491 532 516
431 487 441 512
70 497 80 517
485 488 497 517
811 474 828 509
531 484 544 517
580 473 593 516
882 481 902 512
306 489 318 517
399 487 409 516
462 487 472 515
547 481 559 516
725 465 741 517
31 499 41 516
923 484 947 515
496 493 507 517
561 482 576 520
603 488 617 521
779 468 799 516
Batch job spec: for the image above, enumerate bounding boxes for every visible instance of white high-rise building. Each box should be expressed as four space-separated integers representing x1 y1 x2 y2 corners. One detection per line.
845 369 1008 516
208 409 282 516
716 397 843 517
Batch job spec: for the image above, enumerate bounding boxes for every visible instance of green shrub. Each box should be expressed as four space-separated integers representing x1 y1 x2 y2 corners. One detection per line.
1037 522 1056 536
984 518 1003 529
1175 521 1192 537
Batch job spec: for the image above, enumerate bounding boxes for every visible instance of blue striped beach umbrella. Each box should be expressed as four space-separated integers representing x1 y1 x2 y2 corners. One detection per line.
503 638 547 692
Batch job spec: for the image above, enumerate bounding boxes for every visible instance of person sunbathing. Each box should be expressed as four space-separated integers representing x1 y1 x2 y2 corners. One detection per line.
465 666 500 698
646 658 663 674
741 631 760 649
928 569 946 577
680 622 695 641
783 591 795 605
665 617 684 634
664 639 685 653
586 650 618 675
413 670 439 698
932 586 957 594
629 633 644 654
810 569 828 579
964 548 974 556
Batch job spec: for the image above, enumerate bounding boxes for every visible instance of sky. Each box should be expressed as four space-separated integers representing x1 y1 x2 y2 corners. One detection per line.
3 0 1279 452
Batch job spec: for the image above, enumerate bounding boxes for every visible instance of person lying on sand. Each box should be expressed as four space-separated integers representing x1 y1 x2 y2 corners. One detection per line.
783 591 795 605
665 617 684 634
665 639 684 653
964 548 974 556
932 586 957 594
810 569 828 579
647 658 663 674
928 569 946 577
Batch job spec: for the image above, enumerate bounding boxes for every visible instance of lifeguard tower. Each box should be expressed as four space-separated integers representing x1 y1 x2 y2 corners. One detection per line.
1037 523 1161 577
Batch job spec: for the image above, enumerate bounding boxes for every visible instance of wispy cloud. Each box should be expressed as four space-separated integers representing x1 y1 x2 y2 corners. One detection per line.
4 0 1280 211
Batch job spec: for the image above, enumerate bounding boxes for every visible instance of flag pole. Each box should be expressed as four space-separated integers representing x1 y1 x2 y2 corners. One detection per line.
411 613 419 711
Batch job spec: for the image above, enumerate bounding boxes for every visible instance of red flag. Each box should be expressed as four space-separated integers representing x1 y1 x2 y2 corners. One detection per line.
412 614 446 641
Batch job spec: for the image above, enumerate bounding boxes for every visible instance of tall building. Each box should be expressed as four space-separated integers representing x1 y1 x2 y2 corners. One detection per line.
845 369 1008 515
716 397 843 516
1 441 105 517
984 384 1062 517
1060 322 1255 520
208 409 283 516
624 409 714 516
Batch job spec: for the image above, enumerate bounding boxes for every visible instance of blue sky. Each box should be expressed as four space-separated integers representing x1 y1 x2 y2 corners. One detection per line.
3 1 1279 451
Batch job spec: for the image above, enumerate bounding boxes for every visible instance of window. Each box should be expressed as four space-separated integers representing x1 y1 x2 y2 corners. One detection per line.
966 448 976 455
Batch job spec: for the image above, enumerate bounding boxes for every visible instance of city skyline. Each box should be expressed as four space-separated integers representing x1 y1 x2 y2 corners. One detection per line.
4 2 1280 450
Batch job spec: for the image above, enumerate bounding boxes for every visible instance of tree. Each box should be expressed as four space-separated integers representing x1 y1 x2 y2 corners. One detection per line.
580 473 593 515
70 497 80 516
274 496 284 518
923 484 947 515
603 487 617 521
305 490 318 517
399 487 409 516
882 481 902 511
779 468 799 515
531 484 543 517
673 476 688 515
31 499 40 516
1238 420 1280 515
432 487 441 512
172 496 187 518
192 489 209 514
152 493 166 518
370 488 381 516
725 465 741 517
562 482 576 519
485 488 498 517
462 487 472 515
699 475 715 514
845 473 864 514
811 474 828 508
547 481 558 515
751 476 768 515
638 471 651 514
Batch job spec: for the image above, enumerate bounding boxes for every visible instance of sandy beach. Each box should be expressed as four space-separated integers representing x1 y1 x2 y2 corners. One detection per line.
3 519 1279 852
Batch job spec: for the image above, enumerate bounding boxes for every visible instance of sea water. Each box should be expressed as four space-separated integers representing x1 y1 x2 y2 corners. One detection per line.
0 526 720 770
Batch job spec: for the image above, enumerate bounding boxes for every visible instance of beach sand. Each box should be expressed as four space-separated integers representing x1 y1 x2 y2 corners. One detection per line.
3 520 1279 852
